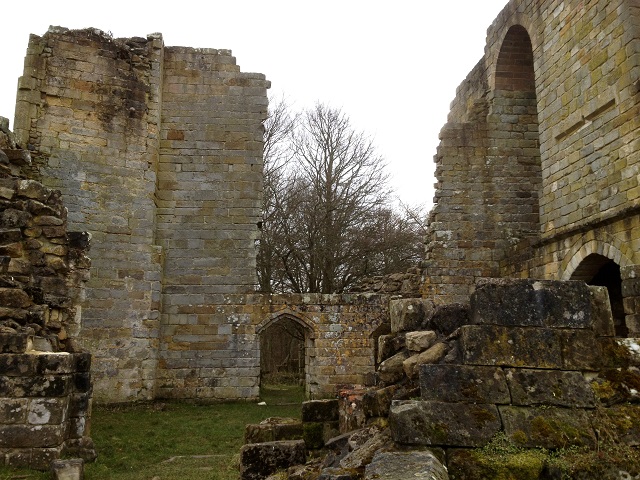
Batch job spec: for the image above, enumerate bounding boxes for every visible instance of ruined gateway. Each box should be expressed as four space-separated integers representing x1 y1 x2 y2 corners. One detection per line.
0 0 639 472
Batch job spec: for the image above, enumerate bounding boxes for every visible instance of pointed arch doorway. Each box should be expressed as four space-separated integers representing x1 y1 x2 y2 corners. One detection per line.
257 312 314 398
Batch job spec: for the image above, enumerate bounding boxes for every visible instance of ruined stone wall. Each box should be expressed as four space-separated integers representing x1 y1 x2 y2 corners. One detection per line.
0 138 95 469
12 27 268 402
426 0 640 313
157 293 388 401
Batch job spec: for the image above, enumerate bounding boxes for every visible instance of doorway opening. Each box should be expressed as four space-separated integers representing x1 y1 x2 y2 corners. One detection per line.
570 253 626 336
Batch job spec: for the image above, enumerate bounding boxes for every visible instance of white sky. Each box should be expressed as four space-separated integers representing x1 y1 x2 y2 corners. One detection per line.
0 0 507 209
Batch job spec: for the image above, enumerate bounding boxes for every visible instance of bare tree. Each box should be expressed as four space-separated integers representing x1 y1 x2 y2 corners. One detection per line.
258 100 425 294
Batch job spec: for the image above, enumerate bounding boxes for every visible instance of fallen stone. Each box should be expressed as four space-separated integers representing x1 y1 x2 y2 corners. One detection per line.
405 330 437 352
377 334 406 364
318 467 357 480
340 427 392 470
403 342 447 378
378 350 409 384
51 458 84 480
389 400 501 447
364 450 449 480
245 417 303 444
362 384 399 418
239 440 306 480
302 399 339 422
428 303 469 336
505 368 596 407
420 364 510 404
390 298 434 333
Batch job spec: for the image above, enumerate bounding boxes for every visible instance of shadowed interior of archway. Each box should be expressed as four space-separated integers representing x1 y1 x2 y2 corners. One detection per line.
570 253 627 337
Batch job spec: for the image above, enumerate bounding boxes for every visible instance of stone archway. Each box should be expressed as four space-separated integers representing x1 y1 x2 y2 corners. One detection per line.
569 253 626 337
256 310 315 396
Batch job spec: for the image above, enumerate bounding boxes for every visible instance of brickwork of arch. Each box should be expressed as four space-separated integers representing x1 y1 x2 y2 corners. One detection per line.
561 237 634 281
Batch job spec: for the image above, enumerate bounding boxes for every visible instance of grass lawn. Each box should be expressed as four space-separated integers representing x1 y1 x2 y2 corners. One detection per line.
0 384 304 480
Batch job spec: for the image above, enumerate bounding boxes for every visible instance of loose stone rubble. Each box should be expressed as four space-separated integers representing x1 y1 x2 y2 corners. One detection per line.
240 279 640 479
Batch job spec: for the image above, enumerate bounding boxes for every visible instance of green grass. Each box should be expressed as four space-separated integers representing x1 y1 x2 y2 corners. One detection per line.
0 385 304 480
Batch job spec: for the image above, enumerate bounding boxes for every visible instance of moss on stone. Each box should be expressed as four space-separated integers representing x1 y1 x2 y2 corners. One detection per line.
302 422 324 450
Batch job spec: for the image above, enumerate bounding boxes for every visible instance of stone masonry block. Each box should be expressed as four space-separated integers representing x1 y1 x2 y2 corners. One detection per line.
505 369 596 407
419 365 510 404
461 325 563 369
302 399 339 422
0 424 65 448
471 279 592 329
500 406 596 449
365 451 449 480
390 298 435 333
405 331 437 352
240 440 306 480
588 286 615 336
389 400 501 447
558 329 602 370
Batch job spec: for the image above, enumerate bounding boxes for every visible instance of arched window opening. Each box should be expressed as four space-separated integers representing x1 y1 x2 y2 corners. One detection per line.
495 25 536 92
570 253 626 337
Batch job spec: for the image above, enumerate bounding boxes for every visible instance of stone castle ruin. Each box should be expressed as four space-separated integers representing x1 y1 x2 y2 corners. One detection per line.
1 0 639 473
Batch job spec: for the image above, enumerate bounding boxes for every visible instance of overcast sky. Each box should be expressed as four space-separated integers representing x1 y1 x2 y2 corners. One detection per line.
0 1 507 209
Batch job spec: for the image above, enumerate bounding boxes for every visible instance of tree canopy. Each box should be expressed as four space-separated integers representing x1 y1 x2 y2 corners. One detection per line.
257 97 426 294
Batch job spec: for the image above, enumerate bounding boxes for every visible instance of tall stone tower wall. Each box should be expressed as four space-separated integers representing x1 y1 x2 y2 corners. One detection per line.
425 0 640 327
13 28 268 402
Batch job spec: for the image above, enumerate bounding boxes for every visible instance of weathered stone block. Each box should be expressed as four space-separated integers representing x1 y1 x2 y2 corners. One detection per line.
0 424 65 448
239 440 306 480
403 343 448 378
364 450 449 480
303 422 325 449
405 330 437 352
377 334 405 363
420 365 510 404
378 350 409 384
318 467 356 480
0 374 71 397
471 279 592 329
0 398 28 423
500 406 596 449
51 458 84 480
362 385 399 418
244 418 303 444
598 404 640 446
428 303 469 336
447 448 544 480
301 399 338 422
558 329 602 370
389 400 501 447
588 285 615 336
0 333 31 353
505 369 596 407
28 397 69 425
461 325 562 368
390 298 434 333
